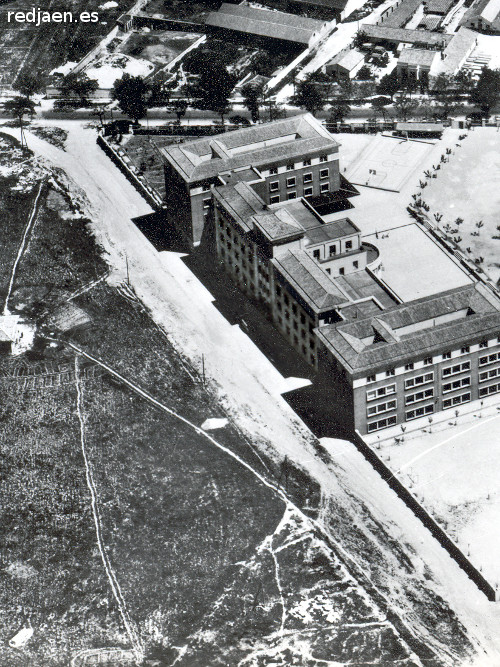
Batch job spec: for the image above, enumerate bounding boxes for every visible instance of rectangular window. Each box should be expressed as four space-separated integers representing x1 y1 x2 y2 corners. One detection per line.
405 372 434 389
269 181 279 192
442 392 471 409
367 415 397 432
313 249 320 260
405 362 414 371
329 245 337 256
319 154 328 162
442 376 471 393
423 357 433 365
287 177 296 188
367 399 397 417
320 168 329 179
405 387 434 405
286 163 294 171
303 173 313 183
442 351 451 360
346 240 353 250
203 197 211 209
479 340 489 349
269 167 278 175
406 403 434 421
304 187 313 196
386 368 395 377
442 361 471 377
479 352 500 366
461 346 470 354
479 366 500 382
303 158 311 167
320 183 330 193
367 375 376 383
353 260 359 269
339 267 345 275
270 195 280 204
287 191 297 200
479 382 500 397
366 383 396 402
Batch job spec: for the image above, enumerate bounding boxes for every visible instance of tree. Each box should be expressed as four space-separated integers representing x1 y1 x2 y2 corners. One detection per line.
290 78 326 115
242 83 264 123
148 81 170 108
3 96 35 148
356 65 374 81
470 67 500 115
13 72 44 100
430 73 460 118
328 102 351 124
60 72 98 105
191 65 237 125
112 73 150 123
393 90 418 121
371 96 390 120
168 99 188 124
377 70 400 101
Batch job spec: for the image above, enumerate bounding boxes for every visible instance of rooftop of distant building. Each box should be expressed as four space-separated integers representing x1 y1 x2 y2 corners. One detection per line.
161 114 338 184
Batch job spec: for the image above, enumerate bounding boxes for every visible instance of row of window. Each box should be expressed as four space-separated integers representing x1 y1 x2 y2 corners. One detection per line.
406 403 434 422
267 155 329 176
366 340 500 383
367 399 397 417
269 182 330 205
479 382 500 397
367 415 397 433
442 391 471 409
269 170 328 192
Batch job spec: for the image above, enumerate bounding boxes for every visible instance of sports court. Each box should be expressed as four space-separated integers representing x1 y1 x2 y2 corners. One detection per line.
346 134 435 192
363 223 473 302
382 411 500 587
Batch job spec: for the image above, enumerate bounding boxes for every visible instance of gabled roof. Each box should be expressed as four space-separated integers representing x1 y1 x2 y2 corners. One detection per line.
328 48 366 71
360 24 452 47
316 283 500 376
162 114 338 183
398 48 438 66
205 3 325 45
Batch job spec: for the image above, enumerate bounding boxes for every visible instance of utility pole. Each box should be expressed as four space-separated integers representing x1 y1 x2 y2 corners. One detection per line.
201 353 205 386
125 254 130 286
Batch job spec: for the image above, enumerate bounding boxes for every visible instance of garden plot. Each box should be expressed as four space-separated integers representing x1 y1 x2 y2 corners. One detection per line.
421 128 500 285
118 29 202 70
84 52 155 90
379 412 500 591
346 134 436 192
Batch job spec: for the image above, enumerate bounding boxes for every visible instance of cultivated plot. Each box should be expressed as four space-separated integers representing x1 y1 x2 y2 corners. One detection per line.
346 135 436 192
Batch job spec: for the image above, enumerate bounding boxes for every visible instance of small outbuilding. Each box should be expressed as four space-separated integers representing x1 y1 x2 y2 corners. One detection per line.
325 49 366 81
394 122 444 137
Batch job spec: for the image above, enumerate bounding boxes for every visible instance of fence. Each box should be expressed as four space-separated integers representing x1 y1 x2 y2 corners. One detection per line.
132 124 244 137
352 430 498 601
96 134 164 209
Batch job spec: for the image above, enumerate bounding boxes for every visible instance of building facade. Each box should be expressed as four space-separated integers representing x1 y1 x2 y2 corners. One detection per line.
161 114 342 247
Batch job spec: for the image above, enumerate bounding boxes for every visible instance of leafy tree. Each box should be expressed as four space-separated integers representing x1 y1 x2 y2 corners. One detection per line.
242 83 264 123
13 72 44 100
470 67 500 115
290 78 326 115
430 73 460 118
371 95 390 120
377 70 399 101
393 90 418 121
328 102 351 123
148 81 170 108
191 65 237 125
168 99 188 124
229 114 250 126
3 96 35 145
356 65 374 81
60 72 98 105
112 73 150 123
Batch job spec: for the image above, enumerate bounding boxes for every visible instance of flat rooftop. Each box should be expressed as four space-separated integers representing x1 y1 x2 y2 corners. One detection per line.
363 223 473 302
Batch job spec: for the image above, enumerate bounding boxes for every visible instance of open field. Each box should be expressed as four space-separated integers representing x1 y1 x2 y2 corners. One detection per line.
422 128 500 285
380 413 500 592
118 29 202 68
346 134 436 192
